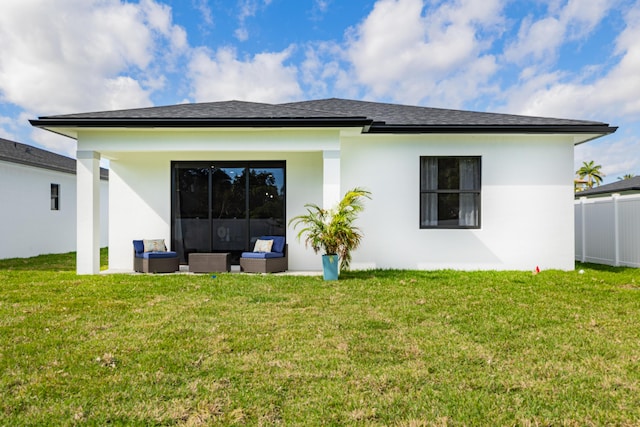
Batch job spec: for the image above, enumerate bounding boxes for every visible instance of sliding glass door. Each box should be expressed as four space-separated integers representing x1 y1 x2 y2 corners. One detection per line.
172 161 285 263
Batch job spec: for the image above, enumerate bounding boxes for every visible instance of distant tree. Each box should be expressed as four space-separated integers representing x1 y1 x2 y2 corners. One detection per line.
617 174 636 180
576 161 605 189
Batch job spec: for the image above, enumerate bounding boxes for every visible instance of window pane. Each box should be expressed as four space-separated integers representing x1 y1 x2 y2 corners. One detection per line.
174 166 211 261
420 193 438 227
460 158 479 190
249 167 286 238
459 193 479 227
420 157 438 190
51 184 59 210
212 167 245 219
438 158 459 190
438 193 459 226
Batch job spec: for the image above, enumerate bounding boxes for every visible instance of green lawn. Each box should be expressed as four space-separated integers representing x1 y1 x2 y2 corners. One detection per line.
1 251 639 426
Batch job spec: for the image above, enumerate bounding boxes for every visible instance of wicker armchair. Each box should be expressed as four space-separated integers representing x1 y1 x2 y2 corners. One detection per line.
240 236 287 273
133 239 179 273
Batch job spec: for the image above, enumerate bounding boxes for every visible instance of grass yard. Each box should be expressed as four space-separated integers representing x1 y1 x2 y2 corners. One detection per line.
1 251 639 426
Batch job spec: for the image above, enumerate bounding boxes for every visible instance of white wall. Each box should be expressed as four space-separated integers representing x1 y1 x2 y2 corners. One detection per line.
81 129 576 272
341 133 576 271
0 160 109 259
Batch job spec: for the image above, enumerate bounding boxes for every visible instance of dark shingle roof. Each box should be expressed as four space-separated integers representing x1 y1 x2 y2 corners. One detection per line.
49 100 361 120
282 98 607 128
576 176 640 197
30 98 616 136
0 137 108 179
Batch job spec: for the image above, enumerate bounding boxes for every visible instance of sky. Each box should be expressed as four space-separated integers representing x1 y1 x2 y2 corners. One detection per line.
1 0 639 184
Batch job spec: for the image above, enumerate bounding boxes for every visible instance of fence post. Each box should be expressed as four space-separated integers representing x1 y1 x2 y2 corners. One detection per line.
613 193 620 267
580 197 587 263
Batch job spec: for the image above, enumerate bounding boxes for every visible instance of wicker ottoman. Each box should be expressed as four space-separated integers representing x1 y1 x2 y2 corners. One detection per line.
189 253 231 273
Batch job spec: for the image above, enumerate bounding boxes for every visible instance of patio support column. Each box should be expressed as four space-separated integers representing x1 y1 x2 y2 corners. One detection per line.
76 150 101 275
323 150 340 209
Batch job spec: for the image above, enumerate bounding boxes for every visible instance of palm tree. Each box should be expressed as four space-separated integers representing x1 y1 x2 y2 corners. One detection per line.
617 174 635 180
289 187 371 271
576 161 605 189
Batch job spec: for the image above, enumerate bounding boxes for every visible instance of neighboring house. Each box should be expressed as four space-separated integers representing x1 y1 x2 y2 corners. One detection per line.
29 98 616 274
0 137 109 259
575 176 640 198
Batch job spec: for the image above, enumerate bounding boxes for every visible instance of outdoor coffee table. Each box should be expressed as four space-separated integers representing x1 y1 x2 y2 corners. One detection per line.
188 253 231 273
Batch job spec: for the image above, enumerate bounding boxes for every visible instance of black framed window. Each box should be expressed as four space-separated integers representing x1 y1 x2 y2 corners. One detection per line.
51 183 60 211
420 156 481 228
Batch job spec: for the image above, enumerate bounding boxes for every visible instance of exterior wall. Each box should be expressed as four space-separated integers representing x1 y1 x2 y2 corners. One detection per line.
0 160 108 259
80 129 576 272
340 133 576 271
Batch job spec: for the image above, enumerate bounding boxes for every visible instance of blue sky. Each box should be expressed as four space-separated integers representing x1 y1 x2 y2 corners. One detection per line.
1 0 639 183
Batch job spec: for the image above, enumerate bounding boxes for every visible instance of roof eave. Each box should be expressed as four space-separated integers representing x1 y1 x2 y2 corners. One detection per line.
29 117 373 129
577 187 640 197
366 124 619 134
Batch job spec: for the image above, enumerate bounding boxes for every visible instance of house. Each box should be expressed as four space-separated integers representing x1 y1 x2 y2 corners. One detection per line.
0 137 109 259
29 98 616 274
575 176 640 198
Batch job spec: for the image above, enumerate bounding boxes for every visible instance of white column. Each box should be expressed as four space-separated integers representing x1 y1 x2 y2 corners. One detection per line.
76 151 101 275
323 150 341 209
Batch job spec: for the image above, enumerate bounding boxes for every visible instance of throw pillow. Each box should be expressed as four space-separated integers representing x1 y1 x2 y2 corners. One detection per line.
143 239 166 252
253 239 274 253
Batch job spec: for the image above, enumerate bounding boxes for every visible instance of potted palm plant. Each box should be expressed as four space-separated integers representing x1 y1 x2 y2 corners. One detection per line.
289 187 371 280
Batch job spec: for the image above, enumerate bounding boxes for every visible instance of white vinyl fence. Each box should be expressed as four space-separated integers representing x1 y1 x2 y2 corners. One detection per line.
575 194 640 267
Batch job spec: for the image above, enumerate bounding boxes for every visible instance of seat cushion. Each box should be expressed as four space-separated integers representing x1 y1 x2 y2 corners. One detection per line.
138 251 178 259
259 236 285 253
241 251 284 259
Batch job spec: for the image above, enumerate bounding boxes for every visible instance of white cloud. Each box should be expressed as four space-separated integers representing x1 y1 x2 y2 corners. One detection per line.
0 0 185 115
503 2 640 121
344 0 503 106
504 0 613 66
194 0 214 26
234 0 273 42
188 46 302 103
235 27 250 42
300 41 350 99
315 0 330 13
0 115 16 140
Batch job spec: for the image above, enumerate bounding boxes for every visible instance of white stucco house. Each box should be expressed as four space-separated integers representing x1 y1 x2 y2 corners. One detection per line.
0 137 109 259
29 98 616 274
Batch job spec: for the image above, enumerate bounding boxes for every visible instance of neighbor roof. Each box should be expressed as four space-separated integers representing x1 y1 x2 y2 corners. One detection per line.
0 137 108 179
30 98 617 137
576 176 640 197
